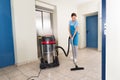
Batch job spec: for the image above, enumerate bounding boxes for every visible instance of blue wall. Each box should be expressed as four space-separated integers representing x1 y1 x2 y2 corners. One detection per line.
0 0 15 68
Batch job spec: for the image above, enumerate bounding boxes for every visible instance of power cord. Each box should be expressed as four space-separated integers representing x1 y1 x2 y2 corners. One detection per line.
27 69 42 80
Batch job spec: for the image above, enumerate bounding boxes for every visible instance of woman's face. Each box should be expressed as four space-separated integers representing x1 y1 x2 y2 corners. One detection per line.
71 16 76 21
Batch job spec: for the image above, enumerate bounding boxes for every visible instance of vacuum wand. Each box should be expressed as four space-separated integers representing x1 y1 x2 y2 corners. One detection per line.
70 38 84 71
56 37 84 71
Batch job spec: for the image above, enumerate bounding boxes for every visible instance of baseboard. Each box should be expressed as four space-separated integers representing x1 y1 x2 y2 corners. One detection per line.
15 58 39 66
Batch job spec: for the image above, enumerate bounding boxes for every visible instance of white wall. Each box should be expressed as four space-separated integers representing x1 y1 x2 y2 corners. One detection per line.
77 0 102 51
11 0 102 65
106 0 120 79
11 0 78 65
11 0 38 65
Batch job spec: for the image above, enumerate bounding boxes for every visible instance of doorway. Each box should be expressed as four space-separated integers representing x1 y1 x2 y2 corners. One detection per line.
35 8 53 58
86 14 98 48
0 0 15 68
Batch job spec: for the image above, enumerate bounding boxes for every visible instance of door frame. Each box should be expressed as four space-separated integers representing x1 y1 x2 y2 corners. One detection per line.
84 12 101 51
35 2 58 58
86 13 98 48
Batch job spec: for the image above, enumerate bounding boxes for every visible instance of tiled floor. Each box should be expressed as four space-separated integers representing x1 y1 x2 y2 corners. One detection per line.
0 48 101 80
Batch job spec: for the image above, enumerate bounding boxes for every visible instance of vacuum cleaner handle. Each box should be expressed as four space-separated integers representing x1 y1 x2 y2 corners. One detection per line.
70 37 85 71
55 36 84 71
70 38 77 65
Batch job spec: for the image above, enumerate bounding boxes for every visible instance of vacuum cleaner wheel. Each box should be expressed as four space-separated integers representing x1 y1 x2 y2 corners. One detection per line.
40 63 46 69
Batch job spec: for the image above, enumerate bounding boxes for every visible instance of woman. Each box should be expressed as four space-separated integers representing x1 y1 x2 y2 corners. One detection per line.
69 13 79 62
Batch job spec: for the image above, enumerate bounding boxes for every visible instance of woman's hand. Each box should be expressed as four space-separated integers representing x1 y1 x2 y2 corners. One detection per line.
70 34 72 38
70 35 73 40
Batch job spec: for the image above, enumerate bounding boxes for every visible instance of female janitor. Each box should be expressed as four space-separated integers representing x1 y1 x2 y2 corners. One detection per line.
69 13 79 62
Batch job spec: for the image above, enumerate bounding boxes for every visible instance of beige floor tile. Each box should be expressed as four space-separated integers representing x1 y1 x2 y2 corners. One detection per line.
17 65 33 72
10 74 27 80
0 75 9 80
0 69 5 76
3 65 17 74
6 69 22 79
22 70 39 77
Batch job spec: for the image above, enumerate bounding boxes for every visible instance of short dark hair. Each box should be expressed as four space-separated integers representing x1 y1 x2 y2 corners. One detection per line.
71 13 77 17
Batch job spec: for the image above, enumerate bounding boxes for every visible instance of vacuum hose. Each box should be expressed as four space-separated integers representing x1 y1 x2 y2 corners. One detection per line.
55 37 71 57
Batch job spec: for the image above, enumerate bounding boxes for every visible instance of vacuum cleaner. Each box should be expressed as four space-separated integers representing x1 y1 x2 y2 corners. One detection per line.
40 35 84 71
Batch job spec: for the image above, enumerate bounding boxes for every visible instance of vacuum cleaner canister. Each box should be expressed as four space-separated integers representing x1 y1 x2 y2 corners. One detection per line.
40 35 59 69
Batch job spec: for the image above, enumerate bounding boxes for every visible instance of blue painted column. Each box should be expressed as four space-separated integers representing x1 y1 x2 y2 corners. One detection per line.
0 0 15 68
102 0 106 80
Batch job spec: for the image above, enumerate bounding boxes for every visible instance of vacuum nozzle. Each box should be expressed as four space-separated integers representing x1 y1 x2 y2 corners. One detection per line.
71 65 84 71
